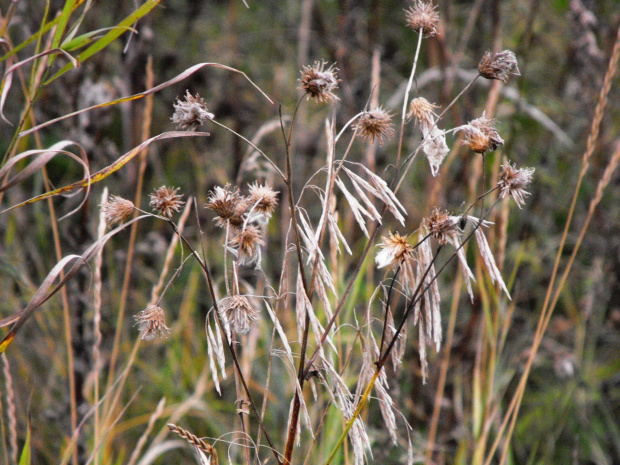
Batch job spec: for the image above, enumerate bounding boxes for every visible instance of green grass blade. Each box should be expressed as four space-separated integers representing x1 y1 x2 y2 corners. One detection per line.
18 417 31 465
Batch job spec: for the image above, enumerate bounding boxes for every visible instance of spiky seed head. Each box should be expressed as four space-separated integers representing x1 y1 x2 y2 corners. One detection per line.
134 305 171 340
171 90 214 131
353 107 395 145
231 225 265 266
425 208 462 245
299 61 340 103
220 295 260 334
470 115 504 151
101 195 134 227
375 232 414 269
206 184 248 228
478 50 520 82
149 186 185 218
405 1 440 37
248 182 279 217
407 97 439 126
461 115 504 153
498 161 534 208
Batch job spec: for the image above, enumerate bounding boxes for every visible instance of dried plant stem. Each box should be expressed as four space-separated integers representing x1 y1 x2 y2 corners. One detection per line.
126 397 166 465
1 353 17 464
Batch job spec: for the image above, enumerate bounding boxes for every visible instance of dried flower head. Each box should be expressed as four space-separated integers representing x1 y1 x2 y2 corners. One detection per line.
478 50 520 82
498 161 535 208
405 0 440 37
407 97 439 128
134 305 171 340
470 115 504 151
230 225 265 266
299 61 340 103
101 195 134 227
248 182 279 218
353 107 395 145
424 208 462 245
220 295 259 335
149 186 185 218
376 232 413 269
171 90 214 131
206 184 248 228
461 115 504 153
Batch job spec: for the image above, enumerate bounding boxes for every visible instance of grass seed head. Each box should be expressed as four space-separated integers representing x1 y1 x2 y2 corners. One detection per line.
405 1 440 37
478 50 520 82
171 90 214 131
299 61 340 103
134 305 171 340
101 195 134 227
354 107 395 145
149 186 185 218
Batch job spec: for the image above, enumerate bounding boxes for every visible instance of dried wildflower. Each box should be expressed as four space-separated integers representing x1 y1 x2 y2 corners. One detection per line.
461 114 504 153
498 161 535 208
220 295 259 335
101 195 134 227
230 225 265 266
134 305 171 340
299 61 340 103
149 186 185 218
375 232 413 269
206 185 248 228
353 107 395 145
424 208 462 245
407 97 439 128
478 50 520 82
171 90 214 131
405 0 440 37
248 182 279 218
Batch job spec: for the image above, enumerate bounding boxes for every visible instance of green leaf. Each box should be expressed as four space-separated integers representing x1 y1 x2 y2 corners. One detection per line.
18 417 31 465
60 27 136 52
48 0 78 67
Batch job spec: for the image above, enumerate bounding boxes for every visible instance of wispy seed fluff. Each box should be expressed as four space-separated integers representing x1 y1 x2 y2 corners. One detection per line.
376 232 417 295
101 195 134 227
478 50 520 83
230 224 265 266
498 161 535 208
220 295 259 335
149 186 185 218
248 182 279 219
353 107 395 145
461 114 504 153
405 1 440 37
299 61 340 103
408 97 449 176
206 184 248 228
171 90 214 131
134 305 171 340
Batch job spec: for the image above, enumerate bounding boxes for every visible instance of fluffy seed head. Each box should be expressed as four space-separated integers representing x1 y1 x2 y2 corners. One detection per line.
376 232 414 269
299 61 340 103
407 97 439 127
405 1 440 37
498 161 535 208
206 184 248 228
478 50 520 82
424 208 462 245
353 107 395 145
134 305 171 340
101 195 134 227
248 182 279 217
171 90 214 131
231 225 265 266
149 186 185 218
220 295 260 335
462 115 504 153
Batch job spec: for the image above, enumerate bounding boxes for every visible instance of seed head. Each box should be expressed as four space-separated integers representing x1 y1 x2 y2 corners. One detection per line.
375 232 414 269
134 305 171 340
171 90 214 131
353 107 395 145
230 225 265 266
101 195 134 227
424 208 462 245
498 161 534 208
478 50 520 83
299 61 340 103
206 184 248 228
248 182 279 218
407 97 439 128
405 1 440 37
149 186 185 218
461 115 504 153
220 295 260 335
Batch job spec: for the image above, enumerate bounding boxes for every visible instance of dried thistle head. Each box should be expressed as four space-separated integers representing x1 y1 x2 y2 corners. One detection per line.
375 232 414 269
149 186 185 218
498 161 534 208
134 305 171 340
478 50 520 82
407 97 438 127
206 184 248 228
299 61 340 103
470 115 504 151
353 107 395 145
171 90 214 131
220 295 260 335
461 115 503 153
248 182 279 218
405 0 440 37
230 225 265 266
101 195 134 227
424 208 462 245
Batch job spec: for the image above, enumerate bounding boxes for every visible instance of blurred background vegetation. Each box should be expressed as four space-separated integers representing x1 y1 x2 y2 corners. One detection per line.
1 0 620 464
